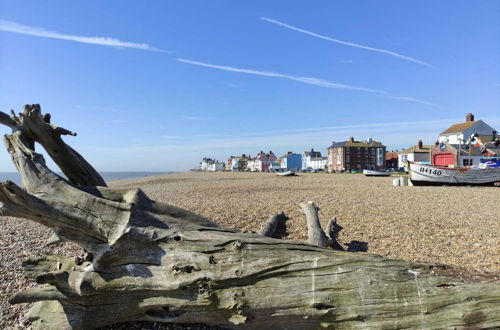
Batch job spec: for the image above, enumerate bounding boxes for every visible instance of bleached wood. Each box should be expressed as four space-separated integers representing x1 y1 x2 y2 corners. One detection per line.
325 217 344 251
0 105 499 329
259 212 286 237
300 201 329 248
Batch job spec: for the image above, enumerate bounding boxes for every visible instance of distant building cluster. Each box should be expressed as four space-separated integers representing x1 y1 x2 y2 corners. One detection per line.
198 157 224 172
197 113 498 173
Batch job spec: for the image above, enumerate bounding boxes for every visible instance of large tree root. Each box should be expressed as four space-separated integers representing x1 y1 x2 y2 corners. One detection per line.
1 105 499 329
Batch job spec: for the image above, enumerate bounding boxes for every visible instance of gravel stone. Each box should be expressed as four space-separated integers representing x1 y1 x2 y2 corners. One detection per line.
2 171 498 329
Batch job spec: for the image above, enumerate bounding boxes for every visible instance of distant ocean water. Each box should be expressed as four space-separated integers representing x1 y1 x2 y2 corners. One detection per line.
0 172 171 186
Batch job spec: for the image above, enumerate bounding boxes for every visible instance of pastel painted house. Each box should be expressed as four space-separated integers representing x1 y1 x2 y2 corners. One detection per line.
227 154 252 172
269 161 281 171
279 152 302 170
253 151 277 171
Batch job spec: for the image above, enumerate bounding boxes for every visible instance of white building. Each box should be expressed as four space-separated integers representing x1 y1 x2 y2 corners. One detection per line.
439 113 497 144
207 162 224 172
246 159 259 172
309 157 328 171
398 140 432 170
199 158 224 171
302 148 322 170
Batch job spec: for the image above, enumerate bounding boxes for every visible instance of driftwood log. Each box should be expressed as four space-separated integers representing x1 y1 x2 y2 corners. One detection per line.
1 104 499 329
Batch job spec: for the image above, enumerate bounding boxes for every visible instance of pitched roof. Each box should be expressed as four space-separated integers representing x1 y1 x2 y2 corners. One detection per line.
385 152 399 160
278 152 293 162
399 145 432 154
440 121 478 135
328 140 385 149
303 150 322 157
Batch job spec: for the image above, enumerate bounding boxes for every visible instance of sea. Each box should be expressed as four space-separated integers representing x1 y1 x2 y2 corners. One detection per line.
0 172 171 186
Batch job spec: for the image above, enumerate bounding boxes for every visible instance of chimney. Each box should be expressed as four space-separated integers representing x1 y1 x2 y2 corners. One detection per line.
466 113 474 122
418 140 423 149
349 137 354 142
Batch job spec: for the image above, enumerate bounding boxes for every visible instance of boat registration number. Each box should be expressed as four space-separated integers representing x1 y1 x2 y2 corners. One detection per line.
419 167 442 176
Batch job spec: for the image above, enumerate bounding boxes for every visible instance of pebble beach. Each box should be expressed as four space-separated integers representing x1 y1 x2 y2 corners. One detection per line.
1 171 499 328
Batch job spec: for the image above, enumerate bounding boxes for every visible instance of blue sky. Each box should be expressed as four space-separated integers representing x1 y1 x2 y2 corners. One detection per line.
0 0 499 171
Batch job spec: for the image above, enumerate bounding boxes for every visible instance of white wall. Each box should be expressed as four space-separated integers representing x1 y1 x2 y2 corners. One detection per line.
247 160 258 171
439 133 463 144
439 120 497 144
309 158 327 170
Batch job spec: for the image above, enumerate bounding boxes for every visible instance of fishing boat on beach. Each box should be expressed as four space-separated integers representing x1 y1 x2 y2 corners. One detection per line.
276 170 295 176
409 133 500 186
363 169 391 177
408 161 500 186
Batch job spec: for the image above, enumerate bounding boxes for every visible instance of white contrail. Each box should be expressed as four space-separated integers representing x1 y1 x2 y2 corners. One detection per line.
0 19 165 52
385 95 438 107
177 58 437 106
177 58 386 94
261 17 431 67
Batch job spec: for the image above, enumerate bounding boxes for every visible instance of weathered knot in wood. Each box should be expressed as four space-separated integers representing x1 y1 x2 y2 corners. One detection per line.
228 290 249 325
172 264 199 275
216 239 244 251
197 278 217 303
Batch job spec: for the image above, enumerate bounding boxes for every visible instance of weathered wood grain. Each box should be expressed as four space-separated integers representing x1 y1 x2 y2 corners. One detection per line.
0 105 498 329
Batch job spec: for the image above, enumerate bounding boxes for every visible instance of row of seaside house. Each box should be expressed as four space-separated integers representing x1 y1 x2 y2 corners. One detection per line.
200 138 388 173
198 113 498 172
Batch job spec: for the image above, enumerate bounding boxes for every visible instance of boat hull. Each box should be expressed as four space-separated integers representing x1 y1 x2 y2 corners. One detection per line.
408 162 500 186
363 169 391 177
276 170 295 176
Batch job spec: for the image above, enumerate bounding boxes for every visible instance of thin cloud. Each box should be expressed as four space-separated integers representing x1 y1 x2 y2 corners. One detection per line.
177 58 436 106
261 17 431 67
0 19 166 52
178 58 386 94
385 95 438 107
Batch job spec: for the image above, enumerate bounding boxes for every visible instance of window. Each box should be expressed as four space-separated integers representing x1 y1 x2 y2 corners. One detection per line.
463 159 473 166
376 148 384 166
337 154 341 165
401 155 408 163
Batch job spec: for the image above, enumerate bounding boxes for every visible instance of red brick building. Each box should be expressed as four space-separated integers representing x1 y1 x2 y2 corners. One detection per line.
385 151 399 170
327 137 386 172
